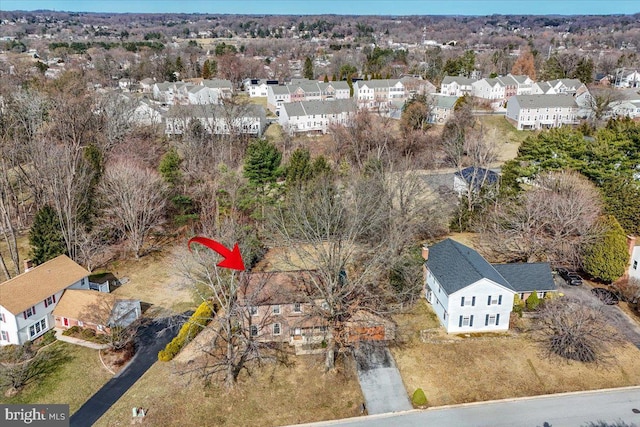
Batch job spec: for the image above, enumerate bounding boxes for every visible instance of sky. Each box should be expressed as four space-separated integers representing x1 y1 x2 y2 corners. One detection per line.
1 1 639 16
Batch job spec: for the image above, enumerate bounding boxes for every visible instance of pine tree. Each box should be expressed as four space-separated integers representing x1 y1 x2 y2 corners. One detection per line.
29 205 66 265
159 148 183 187
303 56 314 80
583 215 629 283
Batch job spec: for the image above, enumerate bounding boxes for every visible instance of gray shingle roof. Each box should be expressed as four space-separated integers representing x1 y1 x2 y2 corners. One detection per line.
492 263 556 293
432 95 459 108
441 76 476 86
426 238 512 295
512 94 578 109
282 99 356 117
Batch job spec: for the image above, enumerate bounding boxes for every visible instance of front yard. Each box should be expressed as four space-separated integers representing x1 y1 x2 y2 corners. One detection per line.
391 300 640 407
95 353 364 426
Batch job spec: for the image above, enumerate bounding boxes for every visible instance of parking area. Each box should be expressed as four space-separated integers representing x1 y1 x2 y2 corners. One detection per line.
556 275 640 349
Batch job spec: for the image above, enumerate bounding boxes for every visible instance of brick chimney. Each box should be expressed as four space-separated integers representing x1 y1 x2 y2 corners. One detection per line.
421 245 429 261
24 259 34 272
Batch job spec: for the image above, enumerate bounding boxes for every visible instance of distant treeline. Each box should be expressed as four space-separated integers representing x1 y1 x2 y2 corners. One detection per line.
48 40 165 53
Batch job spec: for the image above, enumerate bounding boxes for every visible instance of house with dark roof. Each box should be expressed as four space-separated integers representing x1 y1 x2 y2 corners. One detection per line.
423 239 556 333
453 167 500 196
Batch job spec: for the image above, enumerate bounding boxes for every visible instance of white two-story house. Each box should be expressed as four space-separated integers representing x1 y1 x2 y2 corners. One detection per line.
505 94 579 130
278 99 356 134
0 256 90 345
423 239 555 333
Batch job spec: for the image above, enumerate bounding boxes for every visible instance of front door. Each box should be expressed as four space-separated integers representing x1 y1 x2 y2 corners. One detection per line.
63 318 69 327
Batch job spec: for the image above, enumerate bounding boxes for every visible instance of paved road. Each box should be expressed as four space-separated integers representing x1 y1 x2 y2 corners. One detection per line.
293 386 640 427
70 317 181 427
353 342 412 415
557 276 640 349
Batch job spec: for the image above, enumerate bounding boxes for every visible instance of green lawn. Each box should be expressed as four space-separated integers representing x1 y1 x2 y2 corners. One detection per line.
0 342 113 413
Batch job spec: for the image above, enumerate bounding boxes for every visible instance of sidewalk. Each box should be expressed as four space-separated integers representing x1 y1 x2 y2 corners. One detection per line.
54 327 109 350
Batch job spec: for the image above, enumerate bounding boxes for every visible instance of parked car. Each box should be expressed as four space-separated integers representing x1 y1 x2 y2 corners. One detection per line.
591 288 619 305
556 267 583 286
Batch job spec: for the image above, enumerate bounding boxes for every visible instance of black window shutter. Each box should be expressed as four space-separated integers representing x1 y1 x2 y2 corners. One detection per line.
470 315 474 327
472 296 476 306
485 314 489 326
488 295 492 305
461 297 465 307
459 316 463 328
496 313 500 325
498 295 502 305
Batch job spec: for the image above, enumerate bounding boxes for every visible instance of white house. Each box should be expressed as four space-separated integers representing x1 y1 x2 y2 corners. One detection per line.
278 99 356 134
428 94 458 124
165 104 267 137
423 239 556 333
629 237 640 281
353 79 407 112
266 81 351 114
506 94 579 130
440 76 475 97
0 256 90 346
615 70 640 88
472 78 506 101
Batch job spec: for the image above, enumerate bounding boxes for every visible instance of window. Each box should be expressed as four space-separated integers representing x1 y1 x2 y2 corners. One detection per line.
78 320 84 327
293 303 302 313
97 325 104 332
249 306 258 316
272 305 281 315
487 295 502 305
23 306 36 319
461 296 475 306
459 315 473 327
486 314 501 326
272 323 281 335
44 295 55 308
0 331 7 341
0 313 4 322
293 327 302 336
250 325 258 337
28 318 46 338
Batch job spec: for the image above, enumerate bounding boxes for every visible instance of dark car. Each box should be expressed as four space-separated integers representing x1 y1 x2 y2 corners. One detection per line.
556 268 583 286
591 288 619 305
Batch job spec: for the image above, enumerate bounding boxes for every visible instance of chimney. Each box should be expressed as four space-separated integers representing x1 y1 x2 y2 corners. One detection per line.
421 245 429 261
24 259 34 272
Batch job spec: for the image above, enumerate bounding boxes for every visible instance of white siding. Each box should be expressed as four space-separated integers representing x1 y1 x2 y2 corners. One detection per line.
446 279 514 333
630 247 640 281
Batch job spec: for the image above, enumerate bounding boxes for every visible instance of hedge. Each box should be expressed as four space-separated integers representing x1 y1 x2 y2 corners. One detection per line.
158 300 215 362
412 388 428 407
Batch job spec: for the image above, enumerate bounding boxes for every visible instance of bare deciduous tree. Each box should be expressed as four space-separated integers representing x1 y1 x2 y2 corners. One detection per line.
0 344 68 394
99 159 168 259
480 171 603 266
537 298 623 364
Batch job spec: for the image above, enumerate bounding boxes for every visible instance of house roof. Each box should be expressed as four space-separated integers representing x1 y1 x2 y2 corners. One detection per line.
492 263 557 293
426 239 512 295
432 95 459 109
441 76 476 86
52 289 117 325
512 94 577 109
455 167 500 189
239 270 324 305
0 255 89 314
282 98 356 117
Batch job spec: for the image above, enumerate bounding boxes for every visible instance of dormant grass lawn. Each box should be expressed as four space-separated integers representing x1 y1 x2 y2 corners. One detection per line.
477 114 529 165
391 300 640 407
0 342 113 413
95 354 364 427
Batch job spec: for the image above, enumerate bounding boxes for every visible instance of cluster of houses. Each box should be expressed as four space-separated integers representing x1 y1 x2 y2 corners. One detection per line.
3 233 640 350
112 67 640 139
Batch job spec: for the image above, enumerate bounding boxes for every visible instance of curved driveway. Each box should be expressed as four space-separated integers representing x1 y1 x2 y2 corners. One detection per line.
70 317 181 427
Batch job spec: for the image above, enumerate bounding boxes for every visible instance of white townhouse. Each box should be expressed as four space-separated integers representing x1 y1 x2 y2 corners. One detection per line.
547 79 588 96
423 239 556 333
152 79 233 105
187 85 221 105
165 104 267 137
0 256 90 346
531 81 557 95
629 236 640 281
506 94 579 130
615 70 640 88
244 79 278 98
266 81 351 114
353 79 407 112
471 77 506 101
507 74 535 95
279 99 356 134
440 76 475 97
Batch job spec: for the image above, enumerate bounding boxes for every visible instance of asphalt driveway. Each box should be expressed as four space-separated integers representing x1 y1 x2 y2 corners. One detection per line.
557 276 640 349
353 342 412 415
70 316 182 427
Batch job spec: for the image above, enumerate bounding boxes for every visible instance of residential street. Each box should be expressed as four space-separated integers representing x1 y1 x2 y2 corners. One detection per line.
353 342 412 414
69 317 181 427
293 386 640 427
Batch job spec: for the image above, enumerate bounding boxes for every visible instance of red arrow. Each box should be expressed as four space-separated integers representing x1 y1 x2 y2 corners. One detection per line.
187 236 245 271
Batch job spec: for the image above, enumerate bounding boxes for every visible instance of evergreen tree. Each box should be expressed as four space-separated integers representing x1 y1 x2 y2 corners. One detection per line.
285 148 312 190
159 147 183 187
29 205 66 265
583 215 630 283
303 56 314 80
526 291 540 311
243 139 282 219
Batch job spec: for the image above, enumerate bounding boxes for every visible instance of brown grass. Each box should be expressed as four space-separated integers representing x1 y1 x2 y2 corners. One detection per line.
391 300 640 407
94 354 364 427
477 115 529 166
0 233 31 277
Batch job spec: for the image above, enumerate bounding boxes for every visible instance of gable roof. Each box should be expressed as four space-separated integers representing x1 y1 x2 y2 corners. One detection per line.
512 94 577 109
0 255 89 314
455 167 500 190
52 289 117 324
492 263 557 293
441 76 476 86
426 239 512 295
282 99 356 117
238 270 324 305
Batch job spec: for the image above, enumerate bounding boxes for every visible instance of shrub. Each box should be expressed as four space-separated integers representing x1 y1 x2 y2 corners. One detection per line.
81 328 96 339
158 300 215 362
526 291 540 311
513 294 525 317
62 326 81 336
412 388 428 407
